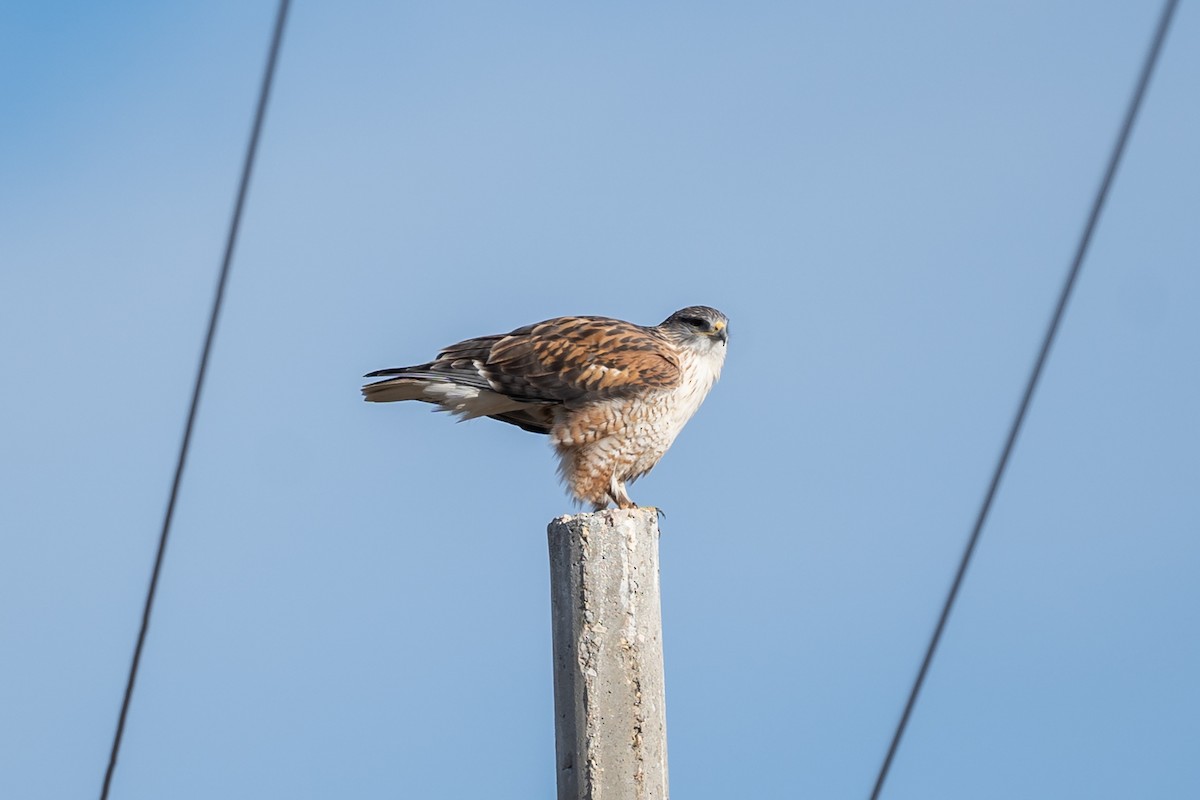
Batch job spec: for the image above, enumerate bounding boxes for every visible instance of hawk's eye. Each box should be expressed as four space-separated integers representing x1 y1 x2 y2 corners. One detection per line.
680 316 708 330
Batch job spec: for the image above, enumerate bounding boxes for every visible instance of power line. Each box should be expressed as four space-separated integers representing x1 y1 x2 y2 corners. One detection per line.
868 1 1180 797
99 2 292 797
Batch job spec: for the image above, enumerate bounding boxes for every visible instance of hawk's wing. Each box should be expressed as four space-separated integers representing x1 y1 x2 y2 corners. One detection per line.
441 316 681 403
364 315 681 416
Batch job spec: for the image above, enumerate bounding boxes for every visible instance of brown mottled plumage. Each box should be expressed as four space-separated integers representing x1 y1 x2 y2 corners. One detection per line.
363 306 728 509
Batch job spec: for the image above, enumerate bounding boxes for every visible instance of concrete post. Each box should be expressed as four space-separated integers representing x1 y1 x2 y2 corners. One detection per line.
547 508 669 800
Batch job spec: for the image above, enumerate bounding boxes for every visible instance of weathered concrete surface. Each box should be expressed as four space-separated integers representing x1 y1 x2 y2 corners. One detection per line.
548 508 668 800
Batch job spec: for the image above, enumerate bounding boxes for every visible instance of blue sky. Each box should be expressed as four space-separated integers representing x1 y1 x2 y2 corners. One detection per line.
2 2 1197 798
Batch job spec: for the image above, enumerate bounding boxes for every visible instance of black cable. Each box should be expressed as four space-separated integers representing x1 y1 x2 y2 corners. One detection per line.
99 2 291 797
868 1 1180 797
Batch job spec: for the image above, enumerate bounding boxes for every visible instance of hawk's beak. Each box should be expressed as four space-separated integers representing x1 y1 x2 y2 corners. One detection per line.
713 322 728 344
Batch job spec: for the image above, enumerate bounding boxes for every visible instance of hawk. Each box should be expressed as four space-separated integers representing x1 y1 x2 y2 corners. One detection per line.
362 306 728 509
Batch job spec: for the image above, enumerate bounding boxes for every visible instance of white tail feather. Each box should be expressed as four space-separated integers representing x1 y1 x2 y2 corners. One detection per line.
361 378 428 403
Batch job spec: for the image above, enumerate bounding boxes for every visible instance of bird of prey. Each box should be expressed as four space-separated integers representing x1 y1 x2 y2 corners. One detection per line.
362 306 728 509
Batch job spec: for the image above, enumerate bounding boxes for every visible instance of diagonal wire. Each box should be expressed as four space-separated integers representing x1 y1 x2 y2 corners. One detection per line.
99 2 292 798
869 1 1180 797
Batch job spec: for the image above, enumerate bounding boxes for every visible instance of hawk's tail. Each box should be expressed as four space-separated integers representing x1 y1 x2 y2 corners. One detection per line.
362 366 555 434
362 363 487 404
362 368 534 421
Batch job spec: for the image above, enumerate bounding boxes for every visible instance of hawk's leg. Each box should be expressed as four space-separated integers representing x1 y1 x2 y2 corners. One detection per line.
608 473 636 510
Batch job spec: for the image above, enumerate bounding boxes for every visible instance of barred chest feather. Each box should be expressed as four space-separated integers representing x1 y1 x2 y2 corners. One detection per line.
550 341 725 504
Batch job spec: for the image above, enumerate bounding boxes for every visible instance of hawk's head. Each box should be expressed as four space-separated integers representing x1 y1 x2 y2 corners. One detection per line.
658 306 729 350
